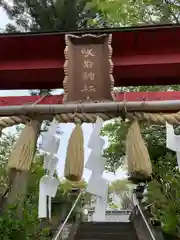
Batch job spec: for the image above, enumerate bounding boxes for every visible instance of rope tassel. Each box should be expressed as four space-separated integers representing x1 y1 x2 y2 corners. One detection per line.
64 124 84 181
8 120 41 171
126 121 152 183
3 120 41 208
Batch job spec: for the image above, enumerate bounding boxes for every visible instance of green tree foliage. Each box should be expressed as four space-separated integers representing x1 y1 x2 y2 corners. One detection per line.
144 153 180 237
0 126 23 204
102 120 180 236
0 131 17 192
3 0 180 33
92 0 180 26
0 129 88 239
0 0 103 32
109 179 135 209
102 119 179 172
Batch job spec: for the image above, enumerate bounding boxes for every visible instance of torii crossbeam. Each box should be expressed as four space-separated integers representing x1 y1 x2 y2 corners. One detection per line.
1 24 180 90
1 24 180 116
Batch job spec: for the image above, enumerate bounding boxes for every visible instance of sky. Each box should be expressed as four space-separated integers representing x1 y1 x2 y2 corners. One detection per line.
0 6 126 182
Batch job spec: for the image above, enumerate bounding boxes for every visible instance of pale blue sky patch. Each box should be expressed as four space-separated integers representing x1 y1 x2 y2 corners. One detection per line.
0 7 9 31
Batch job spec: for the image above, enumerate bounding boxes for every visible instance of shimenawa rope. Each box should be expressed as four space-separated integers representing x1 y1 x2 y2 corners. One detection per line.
1 111 180 129
0 95 47 131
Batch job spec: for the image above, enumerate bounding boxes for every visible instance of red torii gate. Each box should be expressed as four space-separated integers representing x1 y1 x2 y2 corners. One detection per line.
1 24 180 109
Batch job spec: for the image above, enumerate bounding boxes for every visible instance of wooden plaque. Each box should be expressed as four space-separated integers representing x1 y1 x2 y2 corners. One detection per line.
63 34 114 103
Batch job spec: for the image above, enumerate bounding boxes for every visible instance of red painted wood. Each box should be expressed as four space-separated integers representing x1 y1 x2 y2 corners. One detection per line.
1 25 180 89
0 95 63 106
1 91 180 106
114 91 180 101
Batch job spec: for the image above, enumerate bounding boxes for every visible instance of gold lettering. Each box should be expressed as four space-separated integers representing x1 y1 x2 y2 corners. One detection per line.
83 72 95 81
84 59 93 68
81 84 96 93
81 48 95 58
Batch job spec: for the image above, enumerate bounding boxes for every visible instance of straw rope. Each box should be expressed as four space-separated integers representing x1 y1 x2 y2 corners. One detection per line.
127 112 180 125
126 121 152 182
0 116 30 130
56 111 180 124
1 111 180 129
0 95 46 131
55 113 116 123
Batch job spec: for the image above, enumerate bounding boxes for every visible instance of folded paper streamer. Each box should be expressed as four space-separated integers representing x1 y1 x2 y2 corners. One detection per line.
86 119 106 176
39 151 59 219
45 119 59 137
88 137 105 155
86 117 106 195
92 181 108 222
43 154 59 177
86 174 107 198
86 117 109 221
88 117 104 149
166 122 180 170
85 155 106 176
41 119 60 154
38 119 60 219
85 137 106 175
41 135 60 155
40 175 59 197
38 175 59 218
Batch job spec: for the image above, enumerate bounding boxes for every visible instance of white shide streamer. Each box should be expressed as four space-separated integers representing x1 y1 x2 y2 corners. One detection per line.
85 117 109 222
166 122 180 170
38 119 60 219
